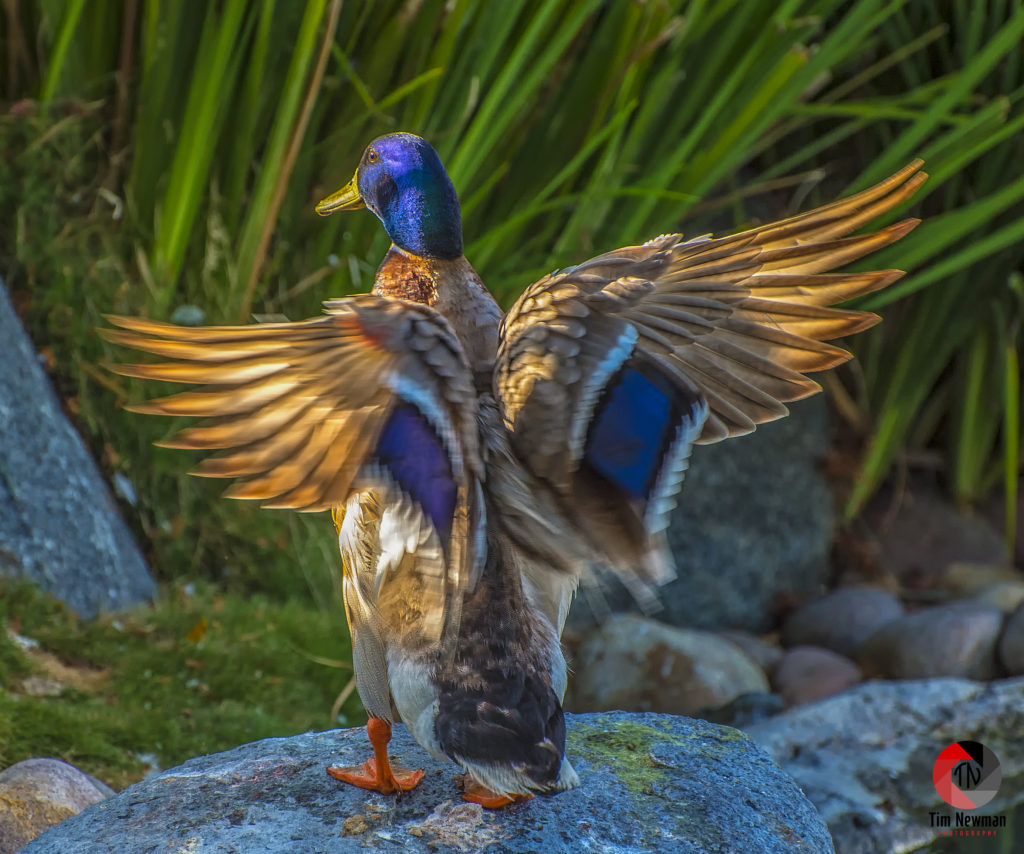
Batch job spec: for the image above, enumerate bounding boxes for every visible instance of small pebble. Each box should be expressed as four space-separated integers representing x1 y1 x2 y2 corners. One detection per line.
0 758 112 851
699 692 785 727
773 645 861 706
939 562 1020 596
971 580 1024 614
341 814 368 835
170 304 206 326
858 603 1003 680
781 588 903 658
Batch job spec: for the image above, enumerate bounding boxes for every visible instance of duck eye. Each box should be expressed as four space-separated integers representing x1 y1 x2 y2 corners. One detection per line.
367 149 379 164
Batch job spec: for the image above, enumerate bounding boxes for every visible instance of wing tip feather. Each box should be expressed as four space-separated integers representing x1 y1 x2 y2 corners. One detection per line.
124 401 167 416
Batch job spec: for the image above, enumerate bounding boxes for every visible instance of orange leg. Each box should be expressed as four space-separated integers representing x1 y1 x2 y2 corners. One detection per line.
327 718 425 794
460 776 534 809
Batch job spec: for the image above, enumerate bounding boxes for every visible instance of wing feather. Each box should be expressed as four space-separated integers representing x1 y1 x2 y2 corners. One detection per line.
495 160 926 591
103 296 485 649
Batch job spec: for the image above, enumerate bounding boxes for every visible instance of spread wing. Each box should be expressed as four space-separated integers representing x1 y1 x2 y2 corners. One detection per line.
496 160 926 593
102 296 485 646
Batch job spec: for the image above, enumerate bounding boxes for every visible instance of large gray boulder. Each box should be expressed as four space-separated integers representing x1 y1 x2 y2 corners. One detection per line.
662 396 833 632
747 677 1024 854
0 281 154 616
22 712 834 853
569 397 833 634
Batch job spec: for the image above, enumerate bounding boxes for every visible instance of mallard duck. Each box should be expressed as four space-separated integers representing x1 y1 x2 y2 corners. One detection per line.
103 133 926 807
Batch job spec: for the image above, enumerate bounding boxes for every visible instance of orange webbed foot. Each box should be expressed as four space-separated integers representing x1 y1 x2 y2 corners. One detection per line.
460 777 534 809
327 717 424 795
327 758 425 793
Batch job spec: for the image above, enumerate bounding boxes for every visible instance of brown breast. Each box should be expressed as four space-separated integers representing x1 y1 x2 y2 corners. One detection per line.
373 246 503 375
373 247 439 305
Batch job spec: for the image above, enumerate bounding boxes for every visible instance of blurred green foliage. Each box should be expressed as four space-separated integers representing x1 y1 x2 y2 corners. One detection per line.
1 0 1022 591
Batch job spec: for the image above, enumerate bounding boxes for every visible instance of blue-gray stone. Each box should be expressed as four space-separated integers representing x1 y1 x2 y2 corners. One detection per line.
568 396 833 634
746 677 1024 854
0 280 155 616
22 712 834 853
661 396 833 632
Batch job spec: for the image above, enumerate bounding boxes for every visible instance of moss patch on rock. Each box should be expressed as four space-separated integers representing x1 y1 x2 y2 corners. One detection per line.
568 718 674 797
568 713 754 800
0 578 359 790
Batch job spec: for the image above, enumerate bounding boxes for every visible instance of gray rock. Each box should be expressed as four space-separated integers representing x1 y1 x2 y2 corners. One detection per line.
22 712 835 853
0 281 154 616
563 397 834 635
699 692 785 728
999 602 1024 675
747 677 1024 854
940 562 1022 597
663 396 834 632
772 645 861 707
865 485 1009 585
0 758 113 854
782 588 904 658
972 580 1024 614
858 603 1003 680
569 614 770 716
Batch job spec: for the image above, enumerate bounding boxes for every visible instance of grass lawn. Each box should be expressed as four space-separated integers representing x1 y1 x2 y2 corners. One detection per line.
0 578 361 791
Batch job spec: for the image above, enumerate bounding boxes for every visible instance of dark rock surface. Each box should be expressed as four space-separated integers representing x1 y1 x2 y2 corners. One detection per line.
0 281 154 616
747 677 1024 854
663 396 834 632
982 475 1024 567
699 692 786 729
22 712 835 853
781 588 903 658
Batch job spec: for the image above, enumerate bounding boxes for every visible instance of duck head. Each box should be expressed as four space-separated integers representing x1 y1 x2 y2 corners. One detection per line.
315 133 463 260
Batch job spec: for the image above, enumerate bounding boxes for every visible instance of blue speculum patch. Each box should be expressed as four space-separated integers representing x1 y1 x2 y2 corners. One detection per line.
585 361 696 500
375 402 456 543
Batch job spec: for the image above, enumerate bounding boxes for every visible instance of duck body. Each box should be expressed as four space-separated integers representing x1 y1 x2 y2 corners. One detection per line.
104 132 927 806
314 134 577 801
333 407 577 799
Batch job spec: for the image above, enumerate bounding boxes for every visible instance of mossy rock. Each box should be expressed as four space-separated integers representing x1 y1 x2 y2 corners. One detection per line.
23 712 834 853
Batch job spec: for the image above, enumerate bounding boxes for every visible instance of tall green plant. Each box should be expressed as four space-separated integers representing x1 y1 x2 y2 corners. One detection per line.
6 0 1022 584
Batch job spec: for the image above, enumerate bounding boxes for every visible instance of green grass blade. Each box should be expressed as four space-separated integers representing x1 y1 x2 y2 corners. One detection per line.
852 6 1024 187
233 0 332 319
38 0 87 100
152 0 250 294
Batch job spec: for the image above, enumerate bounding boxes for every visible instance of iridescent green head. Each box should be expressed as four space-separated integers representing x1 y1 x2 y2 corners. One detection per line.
315 133 463 260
